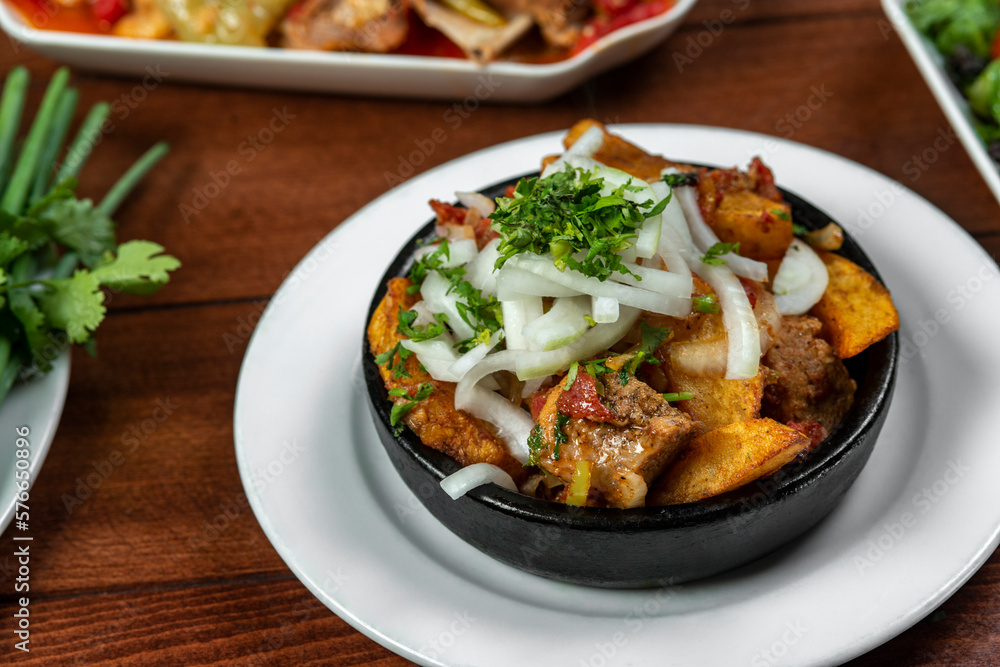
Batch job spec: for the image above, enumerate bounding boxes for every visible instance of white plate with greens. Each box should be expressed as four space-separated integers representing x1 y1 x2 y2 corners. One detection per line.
234 124 1000 665
884 0 1000 204
0 354 69 535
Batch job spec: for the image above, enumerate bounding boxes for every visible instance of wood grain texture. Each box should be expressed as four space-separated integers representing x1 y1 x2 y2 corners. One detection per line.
0 0 998 664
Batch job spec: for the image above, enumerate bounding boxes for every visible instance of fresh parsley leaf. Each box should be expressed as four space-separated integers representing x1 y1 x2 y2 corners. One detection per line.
388 382 434 434
450 279 503 352
700 241 740 266
771 208 791 221
661 172 699 188
692 294 720 314
662 392 694 402
8 288 49 368
375 341 413 379
564 360 579 390
37 269 105 344
396 308 445 342
90 240 181 295
0 232 28 268
407 239 456 291
638 321 670 357
34 197 116 268
792 222 808 236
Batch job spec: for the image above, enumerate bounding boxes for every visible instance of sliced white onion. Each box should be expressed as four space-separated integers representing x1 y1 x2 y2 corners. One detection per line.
540 125 605 178
456 386 533 463
692 261 761 380
772 239 829 315
412 238 478 269
675 187 769 282
669 337 728 378
447 330 503 380
496 265 581 300
440 463 518 499
656 225 694 283
520 376 547 398
591 295 619 323
455 191 495 217
464 237 501 296
454 350 531 462
501 296 543 351
516 306 641 379
522 296 591 351
656 172 697 249
420 270 475 341
508 254 689 317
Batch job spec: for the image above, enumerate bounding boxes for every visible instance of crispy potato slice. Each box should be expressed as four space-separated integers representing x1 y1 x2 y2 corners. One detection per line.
809 251 900 359
648 418 809 505
367 277 526 482
563 119 679 183
712 190 793 261
667 363 767 436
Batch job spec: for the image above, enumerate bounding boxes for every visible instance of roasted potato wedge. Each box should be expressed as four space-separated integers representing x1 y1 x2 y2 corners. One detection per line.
563 119 678 183
809 251 900 359
648 418 810 505
711 190 793 261
667 364 767 436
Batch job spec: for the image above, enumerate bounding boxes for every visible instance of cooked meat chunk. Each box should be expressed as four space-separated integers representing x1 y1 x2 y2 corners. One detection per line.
367 277 526 482
410 0 532 63
282 0 407 52
761 315 856 437
535 372 696 508
491 0 588 48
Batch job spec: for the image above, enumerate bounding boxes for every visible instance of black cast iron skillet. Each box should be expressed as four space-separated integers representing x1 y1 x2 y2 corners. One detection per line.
363 173 898 588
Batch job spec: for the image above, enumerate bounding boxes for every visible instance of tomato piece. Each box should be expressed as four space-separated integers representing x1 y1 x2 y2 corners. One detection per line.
787 420 826 450
572 1 672 56
557 369 618 423
91 0 129 28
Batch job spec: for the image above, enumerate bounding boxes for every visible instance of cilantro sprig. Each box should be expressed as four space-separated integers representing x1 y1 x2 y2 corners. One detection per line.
700 241 740 266
388 382 434 435
0 67 180 403
490 165 667 282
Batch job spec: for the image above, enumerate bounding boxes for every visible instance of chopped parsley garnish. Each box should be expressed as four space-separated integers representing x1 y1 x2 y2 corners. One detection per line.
553 412 570 461
771 208 791 221
389 382 434 435
662 392 694 402
490 165 667 282
450 279 503 352
792 222 809 236
692 294 720 314
527 424 545 466
388 382 434 435
407 239 463 294
661 172 699 188
700 241 740 266
375 342 413 379
396 308 446 342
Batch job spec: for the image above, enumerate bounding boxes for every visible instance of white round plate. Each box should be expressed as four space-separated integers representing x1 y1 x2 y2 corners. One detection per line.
0 353 70 535
234 125 1000 666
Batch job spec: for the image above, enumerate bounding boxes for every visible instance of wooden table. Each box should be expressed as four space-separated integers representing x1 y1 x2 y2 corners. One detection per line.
0 0 997 664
